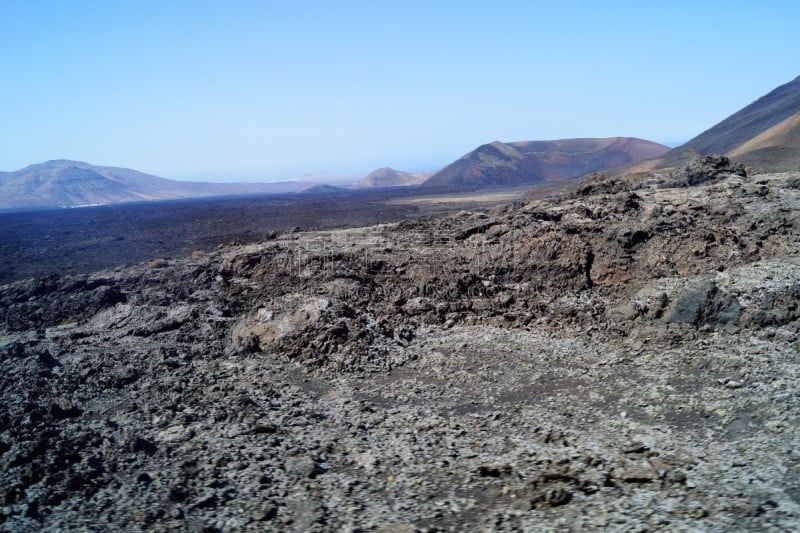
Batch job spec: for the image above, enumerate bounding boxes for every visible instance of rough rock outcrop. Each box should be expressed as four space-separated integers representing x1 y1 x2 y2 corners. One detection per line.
664 155 748 187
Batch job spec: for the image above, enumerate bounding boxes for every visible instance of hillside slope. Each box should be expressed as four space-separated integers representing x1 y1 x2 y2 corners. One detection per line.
681 75 800 156
727 110 800 171
638 75 800 173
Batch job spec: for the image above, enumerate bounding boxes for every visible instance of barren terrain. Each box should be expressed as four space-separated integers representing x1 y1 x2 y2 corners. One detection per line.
0 186 544 286
0 189 441 285
1 158 799 531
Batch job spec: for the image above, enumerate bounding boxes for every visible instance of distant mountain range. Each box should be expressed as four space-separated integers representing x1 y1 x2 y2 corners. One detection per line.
421 137 669 189
629 75 800 173
4 75 799 210
0 160 311 210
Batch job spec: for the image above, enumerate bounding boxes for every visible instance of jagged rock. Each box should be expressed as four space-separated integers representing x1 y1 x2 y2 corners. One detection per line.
576 172 627 195
284 456 324 479
616 467 657 483
402 297 435 315
477 463 512 477
667 281 741 328
662 155 747 188
230 295 331 353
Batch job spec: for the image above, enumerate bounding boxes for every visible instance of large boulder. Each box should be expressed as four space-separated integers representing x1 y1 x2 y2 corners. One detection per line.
666 281 741 328
231 294 331 353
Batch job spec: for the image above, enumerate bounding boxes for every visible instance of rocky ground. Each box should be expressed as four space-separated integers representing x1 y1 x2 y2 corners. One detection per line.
1 157 799 531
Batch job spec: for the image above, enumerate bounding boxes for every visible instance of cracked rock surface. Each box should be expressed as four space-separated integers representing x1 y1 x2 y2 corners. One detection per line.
2 161 799 531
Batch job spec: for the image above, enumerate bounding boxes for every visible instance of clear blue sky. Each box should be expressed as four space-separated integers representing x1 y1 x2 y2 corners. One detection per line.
1 1 798 182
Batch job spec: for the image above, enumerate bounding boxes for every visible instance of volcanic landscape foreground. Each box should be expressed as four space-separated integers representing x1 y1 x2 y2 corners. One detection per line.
1 75 800 531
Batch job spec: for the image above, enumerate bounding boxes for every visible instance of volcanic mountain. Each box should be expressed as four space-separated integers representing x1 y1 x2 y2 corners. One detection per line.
633 74 800 173
0 160 309 210
421 137 669 189
354 167 432 188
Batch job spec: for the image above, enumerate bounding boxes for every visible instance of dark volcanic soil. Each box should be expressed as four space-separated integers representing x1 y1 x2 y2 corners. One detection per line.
0 186 546 285
1 158 799 531
0 190 424 285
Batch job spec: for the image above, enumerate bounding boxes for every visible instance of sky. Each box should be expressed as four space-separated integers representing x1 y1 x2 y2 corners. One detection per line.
0 1 798 182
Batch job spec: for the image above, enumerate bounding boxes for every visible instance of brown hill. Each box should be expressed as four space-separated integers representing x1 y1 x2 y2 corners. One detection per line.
727 110 800 171
421 137 669 189
637 75 800 173
354 167 432 188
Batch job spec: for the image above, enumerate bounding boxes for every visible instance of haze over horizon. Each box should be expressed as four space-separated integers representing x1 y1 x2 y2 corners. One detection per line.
1 1 798 182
